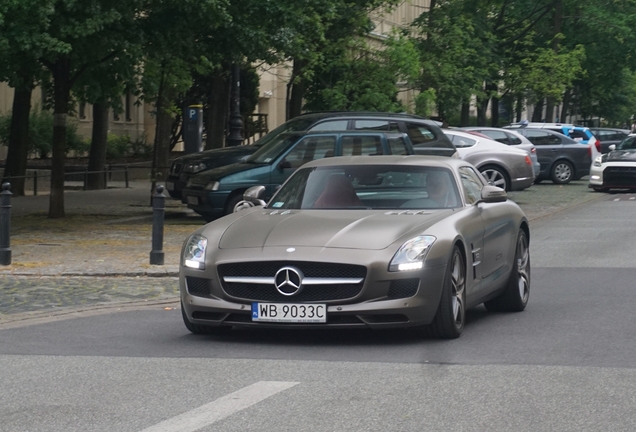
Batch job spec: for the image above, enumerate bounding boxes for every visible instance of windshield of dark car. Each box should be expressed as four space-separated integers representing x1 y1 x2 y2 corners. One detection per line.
617 136 636 151
245 133 302 164
269 165 461 210
251 117 316 147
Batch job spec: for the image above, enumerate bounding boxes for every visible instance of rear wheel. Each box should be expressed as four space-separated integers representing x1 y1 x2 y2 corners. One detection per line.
181 302 231 335
480 165 510 191
484 230 530 312
551 161 574 184
423 246 466 339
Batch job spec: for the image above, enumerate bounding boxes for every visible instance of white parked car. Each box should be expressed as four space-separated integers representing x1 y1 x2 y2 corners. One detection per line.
443 129 535 191
589 134 636 192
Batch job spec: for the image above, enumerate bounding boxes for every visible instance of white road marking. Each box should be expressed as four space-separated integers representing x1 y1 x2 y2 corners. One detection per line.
140 381 299 432
630 197 635 200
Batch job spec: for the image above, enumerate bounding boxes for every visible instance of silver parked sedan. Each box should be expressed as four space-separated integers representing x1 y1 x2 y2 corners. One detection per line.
443 129 535 191
457 127 541 178
180 156 531 339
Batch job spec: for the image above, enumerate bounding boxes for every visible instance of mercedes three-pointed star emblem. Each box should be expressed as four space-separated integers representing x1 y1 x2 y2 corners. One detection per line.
274 266 304 296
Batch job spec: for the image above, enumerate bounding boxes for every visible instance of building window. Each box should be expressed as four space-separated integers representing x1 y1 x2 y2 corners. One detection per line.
79 102 86 119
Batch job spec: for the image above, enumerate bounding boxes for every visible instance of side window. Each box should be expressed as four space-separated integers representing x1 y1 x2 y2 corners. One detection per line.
458 166 484 205
506 132 523 145
480 130 509 144
341 135 383 156
568 130 588 141
284 136 337 169
525 130 560 146
309 120 349 131
405 123 436 145
449 135 476 148
388 136 408 155
353 120 399 131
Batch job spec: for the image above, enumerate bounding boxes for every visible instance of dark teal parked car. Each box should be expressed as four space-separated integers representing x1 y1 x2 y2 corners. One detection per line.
182 130 417 221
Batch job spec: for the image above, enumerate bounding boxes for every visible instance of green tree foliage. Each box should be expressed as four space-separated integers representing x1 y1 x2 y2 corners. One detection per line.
304 32 420 112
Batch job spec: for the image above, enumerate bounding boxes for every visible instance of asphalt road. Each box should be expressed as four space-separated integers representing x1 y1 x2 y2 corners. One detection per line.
1 187 636 431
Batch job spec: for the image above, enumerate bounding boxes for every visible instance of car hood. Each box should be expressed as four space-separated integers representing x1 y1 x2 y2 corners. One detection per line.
218 209 453 250
606 150 636 162
176 145 258 163
188 162 265 186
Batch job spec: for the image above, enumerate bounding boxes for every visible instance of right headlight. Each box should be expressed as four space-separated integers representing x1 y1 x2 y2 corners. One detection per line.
183 234 208 269
389 235 436 272
593 155 603 167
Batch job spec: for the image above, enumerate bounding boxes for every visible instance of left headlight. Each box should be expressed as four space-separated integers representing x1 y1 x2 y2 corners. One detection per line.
183 234 208 269
389 235 436 272
205 181 220 191
593 155 603 167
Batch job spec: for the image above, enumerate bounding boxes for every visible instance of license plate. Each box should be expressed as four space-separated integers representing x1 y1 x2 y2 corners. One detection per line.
252 303 327 323
166 181 174 191
187 196 199 205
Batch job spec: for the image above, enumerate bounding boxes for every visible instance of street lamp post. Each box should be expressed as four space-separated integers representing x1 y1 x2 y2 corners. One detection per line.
226 63 244 147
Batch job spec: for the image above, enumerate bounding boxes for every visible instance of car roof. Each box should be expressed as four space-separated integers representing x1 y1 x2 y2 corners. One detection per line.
301 155 467 170
458 126 534 144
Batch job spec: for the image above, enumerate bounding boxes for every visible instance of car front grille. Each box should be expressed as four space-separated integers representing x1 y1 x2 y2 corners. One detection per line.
387 278 419 299
605 166 636 186
218 261 366 302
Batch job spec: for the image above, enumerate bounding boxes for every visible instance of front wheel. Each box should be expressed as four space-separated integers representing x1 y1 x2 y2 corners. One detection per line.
551 161 574 184
484 229 530 312
423 246 466 339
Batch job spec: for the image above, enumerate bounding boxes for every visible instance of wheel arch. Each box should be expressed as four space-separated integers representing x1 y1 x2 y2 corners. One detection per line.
225 188 249 213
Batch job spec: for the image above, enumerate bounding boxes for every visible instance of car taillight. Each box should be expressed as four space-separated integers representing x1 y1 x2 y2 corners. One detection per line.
525 155 532 165
592 138 600 153
587 145 591 157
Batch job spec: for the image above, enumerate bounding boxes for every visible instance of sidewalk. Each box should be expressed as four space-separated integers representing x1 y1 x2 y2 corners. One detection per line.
1 180 204 277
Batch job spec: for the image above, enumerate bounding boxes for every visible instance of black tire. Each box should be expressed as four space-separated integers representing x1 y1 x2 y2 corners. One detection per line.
423 246 466 339
225 193 245 215
479 165 510 191
533 178 543 184
550 160 574 184
484 230 530 312
181 302 231 335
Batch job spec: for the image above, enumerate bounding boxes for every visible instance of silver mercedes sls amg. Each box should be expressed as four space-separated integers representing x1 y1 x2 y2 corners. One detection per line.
179 156 531 339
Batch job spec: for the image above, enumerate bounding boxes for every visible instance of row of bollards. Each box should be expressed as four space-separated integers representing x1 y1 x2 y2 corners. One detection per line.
0 182 168 267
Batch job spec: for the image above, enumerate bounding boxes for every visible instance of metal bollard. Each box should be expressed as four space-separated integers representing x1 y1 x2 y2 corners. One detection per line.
33 171 38 196
125 166 129 188
0 182 12 265
149 184 165 265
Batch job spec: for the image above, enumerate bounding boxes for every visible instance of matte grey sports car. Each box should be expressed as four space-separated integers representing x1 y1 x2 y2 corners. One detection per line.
180 156 531 339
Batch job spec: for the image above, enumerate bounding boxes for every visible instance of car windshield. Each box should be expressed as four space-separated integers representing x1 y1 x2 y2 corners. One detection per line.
617 136 636 151
245 133 303 164
251 117 316 148
269 165 461 210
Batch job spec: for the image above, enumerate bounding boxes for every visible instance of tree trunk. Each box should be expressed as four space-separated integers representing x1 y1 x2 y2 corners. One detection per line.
490 95 499 127
460 102 470 126
2 86 32 196
515 95 523 122
49 58 72 219
152 77 174 196
477 97 488 126
560 90 571 123
532 98 544 122
205 67 229 150
87 102 109 190
288 59 306 120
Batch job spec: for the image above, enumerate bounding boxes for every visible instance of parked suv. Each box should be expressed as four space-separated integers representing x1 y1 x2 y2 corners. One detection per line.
181 131 417 221
167 111 457 201
511 128 592 184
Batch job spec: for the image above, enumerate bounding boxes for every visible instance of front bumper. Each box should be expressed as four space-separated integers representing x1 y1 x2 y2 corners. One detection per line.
182 188 230 218
180 247 447 330
589 163 636 189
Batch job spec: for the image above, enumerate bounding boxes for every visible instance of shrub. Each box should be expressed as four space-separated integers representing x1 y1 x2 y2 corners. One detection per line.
0 110 88 158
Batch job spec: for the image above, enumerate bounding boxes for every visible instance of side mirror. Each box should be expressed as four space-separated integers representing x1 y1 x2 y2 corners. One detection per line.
609 144 616 151
476 185 507 204
278 160 292 171
233 185 267 212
